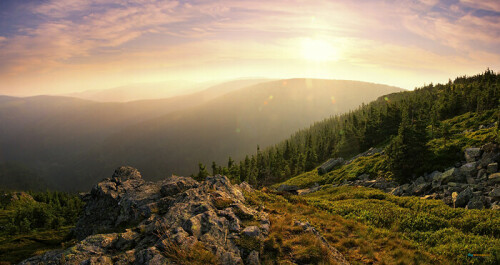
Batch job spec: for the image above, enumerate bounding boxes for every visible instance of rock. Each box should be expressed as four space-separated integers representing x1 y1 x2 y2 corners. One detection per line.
242 226 260 237
390 184 409 196
426 171 441 182
412 183 430 195
20 167 265 264
489 188 500 200
464 147 481 162
459 162 477 179
488 173 500 183
239 182 253 193
487 163 498 174
454 187 473 208
414 176 425 185
466 196 484 209
297 186 321 195
276 184 299 193
479 151 500 168
160 175 198 197
466 176 476 184
317 158 344 175
433 168 459 186
247 250 260 265
491 202 500 210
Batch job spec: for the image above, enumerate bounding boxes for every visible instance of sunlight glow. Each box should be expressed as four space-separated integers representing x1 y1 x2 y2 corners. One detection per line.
301 38 340 62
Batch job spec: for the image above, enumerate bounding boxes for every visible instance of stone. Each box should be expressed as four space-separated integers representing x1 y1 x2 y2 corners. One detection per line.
239 182 253 193
297 186 321 195
20 167 265 264
488 173 500 183
318 158 345 175
454 187 473 208
489 188 500 199
160 175 198 197
434 168 459 186
390 184 409 196
464 147 481 162
426 171 441 182
414 176 425 185
412 183 430 195
466 176 476 184
487 163 498 174
242 226 260 237
459 162 477 179
466 196 484 210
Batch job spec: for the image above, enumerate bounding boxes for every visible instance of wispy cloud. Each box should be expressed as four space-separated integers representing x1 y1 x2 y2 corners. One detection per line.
0 0 499 95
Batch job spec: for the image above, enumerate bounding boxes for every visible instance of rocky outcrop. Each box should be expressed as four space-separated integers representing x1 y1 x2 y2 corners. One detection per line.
318 158 345 175
329 143 500 210
20 166 269 265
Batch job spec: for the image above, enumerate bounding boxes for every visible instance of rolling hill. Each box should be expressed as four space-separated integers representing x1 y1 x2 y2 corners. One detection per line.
0 79 270 190
89 79 402 187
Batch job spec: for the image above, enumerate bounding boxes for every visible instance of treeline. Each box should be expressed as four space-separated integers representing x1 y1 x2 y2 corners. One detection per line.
196 70 500 185
0 191 83 235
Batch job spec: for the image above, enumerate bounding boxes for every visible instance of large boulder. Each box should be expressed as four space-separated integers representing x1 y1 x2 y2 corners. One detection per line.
317 158 344 175
459 162 477 180
21 167 268 265
454 187 473 208
466 196 484 210
433 168 459 187
487 163 498 174
488 173 500 184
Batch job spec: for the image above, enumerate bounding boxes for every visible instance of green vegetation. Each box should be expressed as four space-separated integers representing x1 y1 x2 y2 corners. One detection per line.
0 191 83 264
244 189 447 264
279 108 499 188
243 187 500 264
204 70 499 186
305 186 500 264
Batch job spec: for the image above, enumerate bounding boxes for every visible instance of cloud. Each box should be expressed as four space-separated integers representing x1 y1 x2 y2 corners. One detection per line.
0 0 499 95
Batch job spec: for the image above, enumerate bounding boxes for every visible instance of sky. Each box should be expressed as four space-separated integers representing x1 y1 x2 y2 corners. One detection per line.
0 0 499 96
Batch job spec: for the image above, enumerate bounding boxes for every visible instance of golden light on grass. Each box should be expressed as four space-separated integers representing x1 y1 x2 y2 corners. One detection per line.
301 38 340 62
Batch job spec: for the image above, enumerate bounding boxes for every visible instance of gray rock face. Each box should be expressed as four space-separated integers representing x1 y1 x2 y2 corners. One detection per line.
317 157 344 175
20 168 269 265
459 162 477 179
454 187 473 208
466 196 484 210
465 148 481 162
489 173 500 183
487 163 498 174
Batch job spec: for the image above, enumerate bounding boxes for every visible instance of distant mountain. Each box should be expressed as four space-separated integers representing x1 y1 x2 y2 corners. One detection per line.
0 79 401 190
65 79 270 102
0 79 270 190
89 79 403 187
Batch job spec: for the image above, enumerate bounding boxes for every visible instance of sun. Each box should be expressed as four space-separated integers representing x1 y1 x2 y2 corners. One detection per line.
301 38 339 62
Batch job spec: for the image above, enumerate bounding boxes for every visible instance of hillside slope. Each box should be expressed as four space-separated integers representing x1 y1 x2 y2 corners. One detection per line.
0 79 269 190
92 79 402 185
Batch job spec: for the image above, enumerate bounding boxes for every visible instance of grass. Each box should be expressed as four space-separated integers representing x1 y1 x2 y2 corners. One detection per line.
307 186 499 264
244 189 449 265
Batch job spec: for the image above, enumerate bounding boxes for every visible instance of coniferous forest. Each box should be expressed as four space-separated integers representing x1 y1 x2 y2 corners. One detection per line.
203 70 499 186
